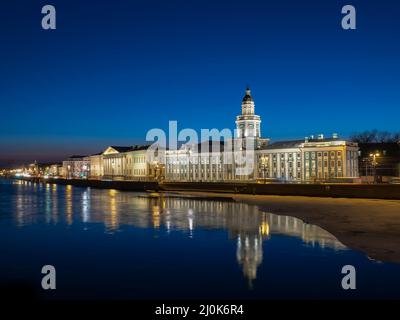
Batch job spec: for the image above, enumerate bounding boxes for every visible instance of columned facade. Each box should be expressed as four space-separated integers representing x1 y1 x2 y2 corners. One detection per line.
165 87 360 183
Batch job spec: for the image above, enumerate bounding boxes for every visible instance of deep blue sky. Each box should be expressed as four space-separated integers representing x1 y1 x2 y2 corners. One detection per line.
1 0 399 164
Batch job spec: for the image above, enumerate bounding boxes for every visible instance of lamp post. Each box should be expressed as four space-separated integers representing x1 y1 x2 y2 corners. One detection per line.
369 152 380 184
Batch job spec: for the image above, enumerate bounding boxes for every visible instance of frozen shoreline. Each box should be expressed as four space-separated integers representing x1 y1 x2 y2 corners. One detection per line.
170 191 400 265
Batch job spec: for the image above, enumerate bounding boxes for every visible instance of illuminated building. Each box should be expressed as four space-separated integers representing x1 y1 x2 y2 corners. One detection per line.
102 145 163 180
59 87 359 183
88 152 103 178
165 87 359 182
258 135 359 182
62 155 90 179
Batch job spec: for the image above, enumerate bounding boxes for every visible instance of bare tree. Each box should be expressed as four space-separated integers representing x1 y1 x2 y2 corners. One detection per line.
350 130 400 143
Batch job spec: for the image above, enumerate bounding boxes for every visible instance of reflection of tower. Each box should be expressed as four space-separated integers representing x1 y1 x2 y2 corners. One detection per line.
234 212 270 287
236 232 264 288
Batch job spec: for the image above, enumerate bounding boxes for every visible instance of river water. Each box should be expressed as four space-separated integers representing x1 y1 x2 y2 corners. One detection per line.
1 179 399 299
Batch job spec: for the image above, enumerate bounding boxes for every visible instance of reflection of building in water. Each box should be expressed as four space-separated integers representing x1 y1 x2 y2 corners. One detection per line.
11 184 347 285
265 213 346 250
85 193 346 284
236 233 264 287
66 185 73 225
107 189 119 231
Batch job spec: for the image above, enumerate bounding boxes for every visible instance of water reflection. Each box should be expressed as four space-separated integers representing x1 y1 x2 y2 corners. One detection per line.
10 181 346 285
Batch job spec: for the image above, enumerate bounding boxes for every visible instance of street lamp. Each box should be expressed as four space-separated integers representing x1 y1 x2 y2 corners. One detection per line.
369 152 380 184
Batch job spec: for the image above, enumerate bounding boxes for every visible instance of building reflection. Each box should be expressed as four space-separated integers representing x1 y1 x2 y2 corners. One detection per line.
85 192 346 285
12 185 346 285
66 185 73 225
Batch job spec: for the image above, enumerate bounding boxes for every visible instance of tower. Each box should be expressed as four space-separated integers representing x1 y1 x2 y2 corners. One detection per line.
235 87 261 139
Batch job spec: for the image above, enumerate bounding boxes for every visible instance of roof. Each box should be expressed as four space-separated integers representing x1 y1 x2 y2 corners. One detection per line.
306 137 342 143
68 155 87 159
242 87 254 102
262 140 304 150
110 146 135 153
131 145 151 151
106 145 151 154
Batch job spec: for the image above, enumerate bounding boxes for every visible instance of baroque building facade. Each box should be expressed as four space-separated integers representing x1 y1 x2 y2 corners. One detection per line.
164 87 359 182
63 145 164 181
61 87 359 183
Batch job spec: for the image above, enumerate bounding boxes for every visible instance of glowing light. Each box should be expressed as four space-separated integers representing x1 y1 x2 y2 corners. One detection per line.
152 205 160 229
260 221 270 238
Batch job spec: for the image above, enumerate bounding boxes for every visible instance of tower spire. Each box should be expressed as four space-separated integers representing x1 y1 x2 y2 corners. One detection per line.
246 85 251 95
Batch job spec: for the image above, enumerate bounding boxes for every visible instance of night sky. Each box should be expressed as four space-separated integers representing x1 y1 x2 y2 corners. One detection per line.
1 0 399 165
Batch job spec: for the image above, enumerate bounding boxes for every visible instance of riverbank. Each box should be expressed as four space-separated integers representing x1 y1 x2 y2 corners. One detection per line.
14 177 400 200
170 190 400 265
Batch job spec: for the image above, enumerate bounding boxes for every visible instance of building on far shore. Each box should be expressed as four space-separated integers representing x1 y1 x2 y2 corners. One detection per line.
58 87 359 183
102 145 164 181
165 87 359 183
88 152 103 178
258 135 359 182
62 155 90 179
47 163 63 177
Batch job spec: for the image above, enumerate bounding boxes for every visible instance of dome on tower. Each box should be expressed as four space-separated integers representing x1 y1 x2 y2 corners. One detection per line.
242 87 254 102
